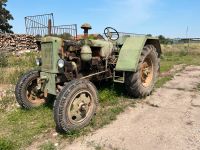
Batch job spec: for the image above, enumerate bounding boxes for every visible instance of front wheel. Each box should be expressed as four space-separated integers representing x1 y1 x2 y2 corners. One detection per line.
15 70 46 109
53 79 98 132
125 45 159 98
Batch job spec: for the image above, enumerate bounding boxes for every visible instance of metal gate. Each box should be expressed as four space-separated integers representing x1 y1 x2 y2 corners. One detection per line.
25 13 77 39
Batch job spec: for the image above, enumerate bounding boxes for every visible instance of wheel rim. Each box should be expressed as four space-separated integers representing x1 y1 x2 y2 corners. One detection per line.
141 55 154 87
26 78 45 105
67 90 93 124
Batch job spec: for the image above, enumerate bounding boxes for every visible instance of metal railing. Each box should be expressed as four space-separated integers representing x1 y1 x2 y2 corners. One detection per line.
25 13 54 35
25 13 77 39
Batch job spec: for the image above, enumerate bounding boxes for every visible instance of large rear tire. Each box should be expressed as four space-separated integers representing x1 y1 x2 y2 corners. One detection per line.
53 79 98 132
15 70 46 109
125 45 159 98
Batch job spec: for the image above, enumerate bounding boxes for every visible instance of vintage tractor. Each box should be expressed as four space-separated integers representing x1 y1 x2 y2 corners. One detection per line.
15 14 161 132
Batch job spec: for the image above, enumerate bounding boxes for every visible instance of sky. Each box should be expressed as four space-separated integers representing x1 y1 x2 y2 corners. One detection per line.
6 0 200 38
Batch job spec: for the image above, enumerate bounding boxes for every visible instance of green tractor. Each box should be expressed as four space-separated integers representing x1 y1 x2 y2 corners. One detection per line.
15 14 161 132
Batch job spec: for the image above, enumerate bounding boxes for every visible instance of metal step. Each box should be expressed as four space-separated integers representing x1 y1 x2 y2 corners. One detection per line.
113 70 125 83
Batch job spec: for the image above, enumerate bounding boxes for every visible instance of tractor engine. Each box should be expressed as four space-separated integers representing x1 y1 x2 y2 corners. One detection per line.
53 23 115 86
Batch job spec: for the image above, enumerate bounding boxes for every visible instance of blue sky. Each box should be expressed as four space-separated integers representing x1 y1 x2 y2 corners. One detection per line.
7 0 200 38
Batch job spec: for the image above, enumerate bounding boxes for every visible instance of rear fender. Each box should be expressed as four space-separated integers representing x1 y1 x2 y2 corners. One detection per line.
115 36 161 72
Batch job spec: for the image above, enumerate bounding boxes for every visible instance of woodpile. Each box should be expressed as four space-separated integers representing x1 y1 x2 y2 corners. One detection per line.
0 34 38 51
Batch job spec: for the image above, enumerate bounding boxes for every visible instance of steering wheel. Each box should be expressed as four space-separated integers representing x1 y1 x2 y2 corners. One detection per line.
104 27 119 41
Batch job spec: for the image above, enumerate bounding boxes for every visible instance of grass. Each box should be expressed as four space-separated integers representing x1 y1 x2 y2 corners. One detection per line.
0 106 54 149
155 76 172 88
156 43 200 88
39 141 56 150
160 43 200 73
0 53 8 68
0 96 16 112
0 138 16 150
0 67 28 84
0 43 200 149
160 51 200 73
0 52 38 84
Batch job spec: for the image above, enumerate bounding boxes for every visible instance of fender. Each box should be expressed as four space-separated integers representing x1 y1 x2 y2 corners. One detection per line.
115 36 161 72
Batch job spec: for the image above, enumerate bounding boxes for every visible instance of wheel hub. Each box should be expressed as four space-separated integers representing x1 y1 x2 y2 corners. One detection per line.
141 56 154 87
68 91 92 123
26 79 45 105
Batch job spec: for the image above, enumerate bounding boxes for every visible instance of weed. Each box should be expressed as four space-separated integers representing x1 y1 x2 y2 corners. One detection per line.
89 100 131 129
99 88 118 105
179 49 188 56
0 67 27 84
0 138 16 150
160 51 200 73
0 96 16 112
0 106 54 148
39 141 56 150
7 52 37 68
87 141 104 150
197 83 200 91
0 52 38 84
156 76 172 88
95 145 103 150
0 54 8 67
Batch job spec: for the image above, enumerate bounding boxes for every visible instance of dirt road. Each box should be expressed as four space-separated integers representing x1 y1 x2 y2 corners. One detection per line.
64 66 200 150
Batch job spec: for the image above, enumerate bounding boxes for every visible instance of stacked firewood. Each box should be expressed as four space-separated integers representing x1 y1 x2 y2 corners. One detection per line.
0 34 38 51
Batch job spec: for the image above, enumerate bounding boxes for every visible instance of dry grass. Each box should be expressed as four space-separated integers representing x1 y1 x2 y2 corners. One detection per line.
161 43 200 54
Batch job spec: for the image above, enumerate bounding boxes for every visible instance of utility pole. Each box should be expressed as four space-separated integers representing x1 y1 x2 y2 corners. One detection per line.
186 26 190 53
186 26 188 39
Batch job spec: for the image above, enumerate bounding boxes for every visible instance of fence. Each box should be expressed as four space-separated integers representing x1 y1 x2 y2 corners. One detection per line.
25 13 77 39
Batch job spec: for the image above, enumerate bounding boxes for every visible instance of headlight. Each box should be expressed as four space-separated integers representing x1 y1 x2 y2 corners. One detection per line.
36 58 42 66
58 59 65 68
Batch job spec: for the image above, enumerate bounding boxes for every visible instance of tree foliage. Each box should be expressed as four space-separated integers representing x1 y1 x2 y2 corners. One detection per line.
0 0 13 33
50 33 72 40
146 34 152 37
158 35 173 44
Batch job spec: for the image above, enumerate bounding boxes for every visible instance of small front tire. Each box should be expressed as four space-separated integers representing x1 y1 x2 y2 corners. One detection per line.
53 79 98 132
15 70 46 109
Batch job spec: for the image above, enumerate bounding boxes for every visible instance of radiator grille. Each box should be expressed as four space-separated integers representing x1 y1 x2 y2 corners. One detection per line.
41 42 53 70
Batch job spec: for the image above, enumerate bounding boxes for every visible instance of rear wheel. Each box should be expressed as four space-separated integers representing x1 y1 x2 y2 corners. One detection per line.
15 70 46 109
53 79 98 132
125 45 159 98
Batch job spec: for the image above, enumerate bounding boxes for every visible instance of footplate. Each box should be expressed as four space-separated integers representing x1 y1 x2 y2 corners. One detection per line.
113 70 125 83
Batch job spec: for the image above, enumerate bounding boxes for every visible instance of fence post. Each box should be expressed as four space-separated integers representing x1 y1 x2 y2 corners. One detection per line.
48 19 52 36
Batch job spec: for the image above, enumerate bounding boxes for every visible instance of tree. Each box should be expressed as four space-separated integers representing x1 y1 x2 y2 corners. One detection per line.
146 34 152 37
0 0 13 33
158 35 173 44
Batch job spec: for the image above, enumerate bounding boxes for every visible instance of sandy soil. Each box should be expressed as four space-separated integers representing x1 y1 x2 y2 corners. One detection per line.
63 66 200 150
